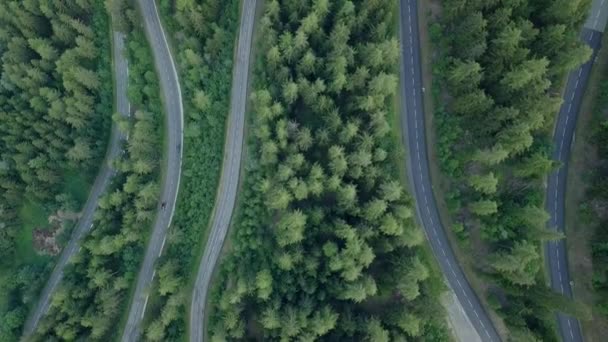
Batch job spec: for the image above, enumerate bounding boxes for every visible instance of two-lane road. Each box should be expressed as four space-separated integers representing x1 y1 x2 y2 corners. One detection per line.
22 30 130 337
121 0 184 340
399 0 501 341
189 1 256 341
546 0 608 340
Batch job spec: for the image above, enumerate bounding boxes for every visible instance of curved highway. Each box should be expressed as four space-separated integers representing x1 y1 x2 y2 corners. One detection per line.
189 1 256 341
22 30 130 337
121 0 184 340
398 0 501 341
546 1 608 341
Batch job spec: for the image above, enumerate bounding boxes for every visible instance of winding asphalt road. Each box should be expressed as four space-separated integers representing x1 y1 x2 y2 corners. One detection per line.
121 0 184 340
546 1 608 341
189 1 256 341
399 0 501 341
21 30 130 337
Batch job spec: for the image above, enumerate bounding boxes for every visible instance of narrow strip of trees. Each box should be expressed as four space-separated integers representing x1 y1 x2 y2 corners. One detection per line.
133 0 241 340
206 0 449 340
31 5 164 340
430 0 592 339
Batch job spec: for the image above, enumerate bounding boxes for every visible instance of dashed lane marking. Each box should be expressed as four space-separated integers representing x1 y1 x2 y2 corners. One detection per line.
141 295 149 319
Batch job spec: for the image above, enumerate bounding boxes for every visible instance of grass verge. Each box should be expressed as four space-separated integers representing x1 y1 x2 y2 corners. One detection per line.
565 31 608 342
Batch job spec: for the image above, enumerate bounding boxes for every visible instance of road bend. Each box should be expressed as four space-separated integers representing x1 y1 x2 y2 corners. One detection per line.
121 0 184 340
21 31 130 337
546 0 608 340
189 1 256 341
398 0 501 341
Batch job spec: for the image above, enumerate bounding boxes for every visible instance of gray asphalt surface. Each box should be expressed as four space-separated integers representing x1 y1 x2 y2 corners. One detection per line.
399 1 501 341
21 31 130 337
586 0 608 32
189 1 256 341
546 2 608 339
121 0 184 340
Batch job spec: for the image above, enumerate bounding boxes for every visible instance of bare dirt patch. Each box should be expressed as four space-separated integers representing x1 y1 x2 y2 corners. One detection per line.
33 210 80 256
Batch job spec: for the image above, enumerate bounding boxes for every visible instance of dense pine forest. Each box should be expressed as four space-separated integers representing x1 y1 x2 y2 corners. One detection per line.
139 0 240 339
0 0 112 257
0 0 112 340
431 0 592 339
31 4 163 339
206 0 449 340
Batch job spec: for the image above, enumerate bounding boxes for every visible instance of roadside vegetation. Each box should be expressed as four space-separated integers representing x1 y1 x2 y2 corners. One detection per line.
429 0 592 339
0 0 112 339
31 4 164 340
205 1 450 340
574 59 608 324
134 0 240 340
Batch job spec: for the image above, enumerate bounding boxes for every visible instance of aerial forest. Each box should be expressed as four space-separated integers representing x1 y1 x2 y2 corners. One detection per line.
431 0 592 339
0 0 112 340
207 0 449 340
31 4 164 340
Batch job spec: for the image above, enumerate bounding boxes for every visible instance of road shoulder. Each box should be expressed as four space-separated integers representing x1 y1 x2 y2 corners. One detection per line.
565 30 608 341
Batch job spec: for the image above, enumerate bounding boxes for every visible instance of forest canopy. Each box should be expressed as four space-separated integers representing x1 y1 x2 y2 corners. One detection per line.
0 0 113 259
207 0 449 340
0 0 112 340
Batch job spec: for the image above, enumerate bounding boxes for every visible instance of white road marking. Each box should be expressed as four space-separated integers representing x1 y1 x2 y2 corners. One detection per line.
160 235 167 252
141 295 149 319
568 320 574 339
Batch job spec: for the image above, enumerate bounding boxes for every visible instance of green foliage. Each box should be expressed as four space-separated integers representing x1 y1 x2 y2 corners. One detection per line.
0 0 112 338
31 7 163 340
580 62 608 318
206 1 449 340
432 0 591 338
